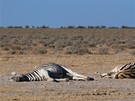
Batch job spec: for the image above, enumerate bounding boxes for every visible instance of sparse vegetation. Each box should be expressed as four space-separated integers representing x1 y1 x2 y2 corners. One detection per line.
0 28 135 55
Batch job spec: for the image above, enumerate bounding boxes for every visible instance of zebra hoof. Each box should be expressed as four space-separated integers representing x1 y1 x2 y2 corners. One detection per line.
87 77 94 81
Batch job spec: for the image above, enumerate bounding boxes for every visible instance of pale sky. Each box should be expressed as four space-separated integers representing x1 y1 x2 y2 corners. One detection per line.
1 0 135 28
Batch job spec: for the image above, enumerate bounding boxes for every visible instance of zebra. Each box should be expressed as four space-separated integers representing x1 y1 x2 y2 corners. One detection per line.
11 62 94 82
101 62 135 79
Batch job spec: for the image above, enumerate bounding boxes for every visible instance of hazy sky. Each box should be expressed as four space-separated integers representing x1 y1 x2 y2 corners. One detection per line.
0 0 135 28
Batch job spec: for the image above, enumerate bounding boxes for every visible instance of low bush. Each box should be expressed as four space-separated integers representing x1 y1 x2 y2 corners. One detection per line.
66 45 90 55
54 39 71 50
33 47 47 54
98 48 109 54
129 50 135 55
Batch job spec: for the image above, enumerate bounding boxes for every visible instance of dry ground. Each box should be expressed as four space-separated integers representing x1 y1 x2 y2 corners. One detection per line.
0 53 135 101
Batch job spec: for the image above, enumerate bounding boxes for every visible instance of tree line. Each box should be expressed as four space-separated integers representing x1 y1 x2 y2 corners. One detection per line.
0 25 135 29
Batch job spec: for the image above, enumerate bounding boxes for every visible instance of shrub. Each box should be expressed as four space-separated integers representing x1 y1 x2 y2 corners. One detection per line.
66 45 89 55
126 41 135 49
33 47 47 54
42 37 57 48
54 39 71 50
7 50 25 55
98 48 109 54
88 41 97 47
3 46 10 51
10 50 16 54
129 50 135 55
11 45 22 50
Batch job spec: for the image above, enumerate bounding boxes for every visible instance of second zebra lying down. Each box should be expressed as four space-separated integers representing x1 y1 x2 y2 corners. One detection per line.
101 62 135 79
11 62 94 82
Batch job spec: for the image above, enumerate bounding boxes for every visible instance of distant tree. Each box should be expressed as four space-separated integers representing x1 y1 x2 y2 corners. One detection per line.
18 26 23 28
25 25 29 28
95 26 101 28
101 26 107 29
76 26 86 28
108 26 119 29
121 26 135 29
67 26 75 28
14 26 23 28
41 25 49 28
32 26 35 28
121 26 129 29
7 26 13 28
88 26 94 28
130 27 135 29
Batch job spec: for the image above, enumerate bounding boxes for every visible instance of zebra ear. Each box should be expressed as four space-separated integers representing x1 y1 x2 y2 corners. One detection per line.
34 66 38 69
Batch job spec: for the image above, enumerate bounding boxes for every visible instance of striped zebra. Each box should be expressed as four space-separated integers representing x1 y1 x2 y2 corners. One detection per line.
101 62 135 79
11 62 94 82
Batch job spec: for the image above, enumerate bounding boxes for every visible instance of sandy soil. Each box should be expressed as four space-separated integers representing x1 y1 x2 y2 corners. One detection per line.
0 53 135 101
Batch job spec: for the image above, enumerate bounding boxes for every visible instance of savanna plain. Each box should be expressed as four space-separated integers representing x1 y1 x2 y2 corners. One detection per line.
0 28 135 101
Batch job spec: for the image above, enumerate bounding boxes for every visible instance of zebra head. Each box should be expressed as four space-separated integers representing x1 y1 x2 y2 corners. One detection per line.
11 73 29 82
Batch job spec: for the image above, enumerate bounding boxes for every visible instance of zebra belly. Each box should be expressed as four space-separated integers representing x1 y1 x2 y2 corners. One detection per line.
47 67 65 78
37 67 65 79
47 71 64 79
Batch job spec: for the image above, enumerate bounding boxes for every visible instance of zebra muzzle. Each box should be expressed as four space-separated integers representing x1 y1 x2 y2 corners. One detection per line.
11 76 21 82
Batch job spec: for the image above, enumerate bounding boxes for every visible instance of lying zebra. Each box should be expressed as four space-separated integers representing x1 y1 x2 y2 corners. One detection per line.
11 62 94 82
101 62 135 79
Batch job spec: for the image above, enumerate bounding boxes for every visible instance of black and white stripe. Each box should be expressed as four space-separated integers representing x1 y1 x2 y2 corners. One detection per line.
11 62 93 82
101 62 135 79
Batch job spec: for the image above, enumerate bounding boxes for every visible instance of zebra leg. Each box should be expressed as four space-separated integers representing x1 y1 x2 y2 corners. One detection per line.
61 66 94 81
101 72 115 78
115 72 132 79
55 78 70 82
